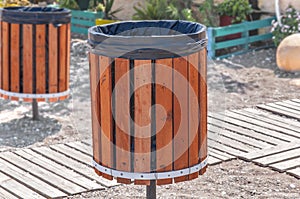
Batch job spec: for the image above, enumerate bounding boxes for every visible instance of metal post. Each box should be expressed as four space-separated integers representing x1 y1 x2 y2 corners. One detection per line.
146 180 156 199
32 99 39 120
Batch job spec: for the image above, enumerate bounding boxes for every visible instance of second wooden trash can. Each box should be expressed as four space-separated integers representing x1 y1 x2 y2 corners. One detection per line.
0 7 71 102
88 20 208 185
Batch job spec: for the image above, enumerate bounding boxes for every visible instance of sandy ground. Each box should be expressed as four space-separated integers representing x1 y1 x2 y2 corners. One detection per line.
1 39 300 198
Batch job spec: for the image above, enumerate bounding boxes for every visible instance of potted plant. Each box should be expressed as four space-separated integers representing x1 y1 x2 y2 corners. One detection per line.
96 0 122 25
271 6 300 46
75 0 90 10
217 0 252 39
132 0 195 21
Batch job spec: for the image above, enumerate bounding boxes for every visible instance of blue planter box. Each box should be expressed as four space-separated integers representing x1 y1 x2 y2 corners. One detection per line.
71 10 104 35
207 17 276 59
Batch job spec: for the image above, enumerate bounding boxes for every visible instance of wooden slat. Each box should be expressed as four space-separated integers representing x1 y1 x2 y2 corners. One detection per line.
208 147 234 161
208 139 246 157
270 156 300 171
2 22 9 99
23 24 33 102
243 142 300 160
188 53 200 180
199 49 208 174
257 104 300 120
209 124 271 149
276 101 300 111
50 144 92 165
155 58 173 185
253 148 300 166
173 56 189 183
114 58 131 184
212 112 294 142
207 156 222 165
0 172 42 199
65 142 93 156
0 22 2 98
234 109 300 136
287 167 300 178
66 23 71 92
89 53 101 167
14 149 103 190
0 187 18 199
252 105 300 127
35 24 46 102
0 158 66 198
10 23 20 101
246 107 300 128
48 24 58 102
32 146 118 188
208 116 285 145
133 59 152 185
58 24 67 100
224 110 300 139
0 152 86 195
99 56 113 180
208 130 255 152
281 100 300 108
267 102 300 116
82 139 92 146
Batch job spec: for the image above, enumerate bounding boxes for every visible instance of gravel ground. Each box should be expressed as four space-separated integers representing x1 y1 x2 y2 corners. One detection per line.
69 160 300 199
1 39 300 198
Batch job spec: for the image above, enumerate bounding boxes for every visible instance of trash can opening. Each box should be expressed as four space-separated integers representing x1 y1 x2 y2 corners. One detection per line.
93 20 204 36
0 6 71 25
88 20 207 60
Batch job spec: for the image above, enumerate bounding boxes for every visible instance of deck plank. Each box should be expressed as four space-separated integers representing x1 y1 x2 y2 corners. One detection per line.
32 146 118 187
257 104 300 120
270 156 300 171
234 109 300 135
0 187 18 199
287 167 300 178
208 131 255 152
243 142 300 160
225 110 300 139
0 158 66 198
207 156 222 165
211 112 295 142
208 139 246 157
65 142 93 157
50 144 92 165
208 147 234 161
275 101 300 112
0 152 86 195
253 148 300 166
208 116 286 145
14 149 103 191
209 125 270 149
0 172 44 199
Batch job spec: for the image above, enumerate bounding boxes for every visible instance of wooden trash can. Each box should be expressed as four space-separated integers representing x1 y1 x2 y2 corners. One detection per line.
88 21 208 185
0 7 71 102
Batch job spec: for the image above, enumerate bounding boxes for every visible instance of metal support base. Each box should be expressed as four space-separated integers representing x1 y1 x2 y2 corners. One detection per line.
32 99 39 120
146 180 156 199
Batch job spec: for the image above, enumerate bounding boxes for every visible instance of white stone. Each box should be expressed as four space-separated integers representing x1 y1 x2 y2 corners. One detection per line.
276 33 300 71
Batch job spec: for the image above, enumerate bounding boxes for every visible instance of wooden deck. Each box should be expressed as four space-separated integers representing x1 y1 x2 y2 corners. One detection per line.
0 99 300 198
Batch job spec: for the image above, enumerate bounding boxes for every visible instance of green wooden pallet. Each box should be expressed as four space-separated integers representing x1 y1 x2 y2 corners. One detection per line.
71 10 104 35
207 17 276 59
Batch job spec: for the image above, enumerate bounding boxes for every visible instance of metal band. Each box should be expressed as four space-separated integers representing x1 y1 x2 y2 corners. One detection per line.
0 89 70 99
93 157 208 180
